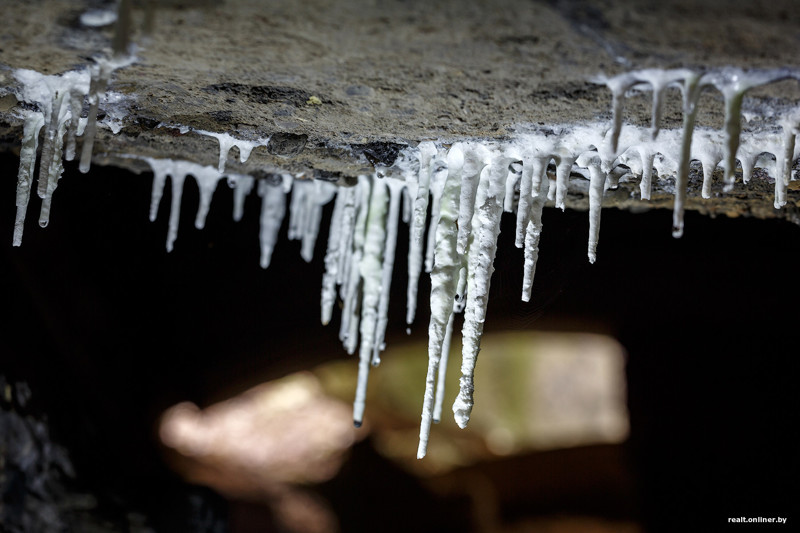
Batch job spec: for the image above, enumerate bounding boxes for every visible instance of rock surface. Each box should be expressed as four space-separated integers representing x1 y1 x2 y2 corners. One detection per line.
2 0 800 220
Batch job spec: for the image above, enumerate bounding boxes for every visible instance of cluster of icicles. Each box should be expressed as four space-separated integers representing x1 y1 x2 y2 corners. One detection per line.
10 65 800 458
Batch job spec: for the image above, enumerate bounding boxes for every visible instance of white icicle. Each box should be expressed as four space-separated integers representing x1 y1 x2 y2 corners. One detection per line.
13 114 45 246
353 176 388 427
197 130 267 174
405 142 437 324
321 190 346 325
577 152 608 264
638 147 656 200
453 154 511 429
456 144 491 255
673 72 704 238
336 186 359 288
413 142 437 244
432 273 463 426
37 89 67 201
64 87 85 162
257 179 287 269
147 162 168 222
232 176 254 222
340 178 372 355
515 154 546 248
418 144 464 459
79 60 113 174
301 181 336 262
554 152 575 211
503 159 522 213
776 126 796 209
521 175 549 302
38 109 69 228
193 168 224 230
166 172 187 252
372 180 404 366
425 159 448 273
288 180 308 242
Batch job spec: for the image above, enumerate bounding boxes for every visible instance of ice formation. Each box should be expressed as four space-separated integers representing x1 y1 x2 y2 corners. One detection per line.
8 61 800 457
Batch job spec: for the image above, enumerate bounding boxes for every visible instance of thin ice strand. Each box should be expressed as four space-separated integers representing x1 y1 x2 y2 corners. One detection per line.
257 180 287 269
353 176 388 428
13 114 44 246
418 145 464 458
372 180 404 366
452 155 510 429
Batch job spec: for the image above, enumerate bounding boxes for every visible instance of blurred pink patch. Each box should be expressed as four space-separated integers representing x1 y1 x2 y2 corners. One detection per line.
160 371 362 492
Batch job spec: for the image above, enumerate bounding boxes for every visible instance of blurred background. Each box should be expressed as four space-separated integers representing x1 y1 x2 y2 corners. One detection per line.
1 152 798 532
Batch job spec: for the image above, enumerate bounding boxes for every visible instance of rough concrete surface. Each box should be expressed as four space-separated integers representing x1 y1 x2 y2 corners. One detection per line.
1 0 800 218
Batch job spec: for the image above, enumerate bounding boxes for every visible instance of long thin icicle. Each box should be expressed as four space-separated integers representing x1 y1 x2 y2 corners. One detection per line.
372 180 404 366
257 179 287 269
456 145 490 255
193 168 224 230
301 181 336 263
405 142 437 325
453 153 510 429
166 172 187 252
521 177 549 302
321 190 346 325
38 114 68 228
418 144 464 459
577 153 608 264
340 178 371 355
353 177 388 427
13 114 44 246
425 160 448 273
673 73 703 238
232 176 255 222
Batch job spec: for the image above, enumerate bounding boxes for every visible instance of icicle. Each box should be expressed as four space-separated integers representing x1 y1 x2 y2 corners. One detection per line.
554 153 575 211
432 265 464 426
606 74 635 155
13 114 45 246
577 152 608 264
413 142 437 244
638 147 656 200
79 61 112 174
232 176 254 222
36 90 67 201
424 159 448 273
336 187 359 288
776 126 796 209
340 178 371 355
432 308 455 425
521 176 549 302
257 179 287 269
418 145 464 459
321 191 346 325
503 158 522 213
401 186 412 224
515 154 546 247
166 172 187 252
456 144 491 255
193 168 224 230
197 131 267 174
709 68 790 192
288 180 309 242
673 72 703 238
147 164 168 222
405 143 437 325
372 180 404 366
353 176 389 427
64 87 85 161
38 104 69 228
453 154 511 429
299 181 336 262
